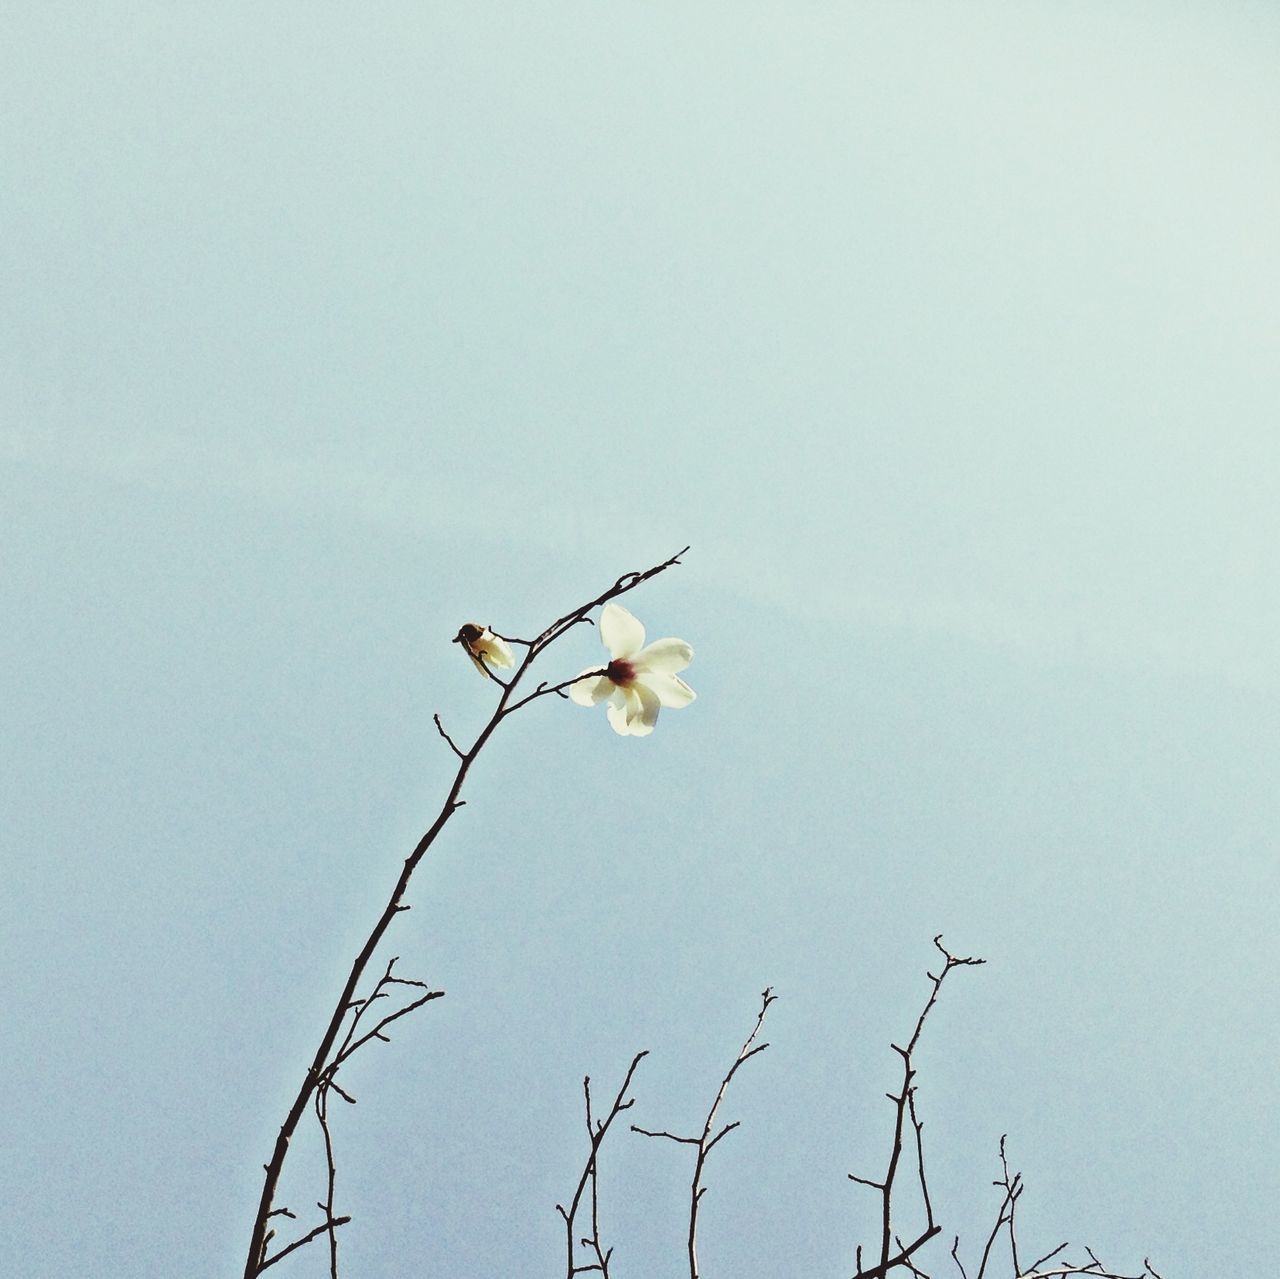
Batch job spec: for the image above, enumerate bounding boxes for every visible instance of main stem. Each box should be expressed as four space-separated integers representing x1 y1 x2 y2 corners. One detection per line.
241 547 687 1276
242 667 519 1276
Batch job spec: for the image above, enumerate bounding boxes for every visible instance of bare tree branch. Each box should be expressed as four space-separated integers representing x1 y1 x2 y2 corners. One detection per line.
314 1085 340 1278
556 1052 648 1279
432 712 464 759
242 549 691 1277
633 987 776 1279
850 937 984 1279
257 1216 352 1272
957 1139 1163 1279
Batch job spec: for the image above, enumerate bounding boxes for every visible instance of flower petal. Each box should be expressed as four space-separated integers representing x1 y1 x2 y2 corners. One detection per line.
628 681 660 735
600 603 645 659
606 692 631 735
638 670 695 708
634 637 693 675
569 671 615 706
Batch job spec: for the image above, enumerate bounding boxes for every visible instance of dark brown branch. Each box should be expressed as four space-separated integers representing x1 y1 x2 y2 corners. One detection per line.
959 1142 1159 1279
533 546 690 652
895 1234 935 1279
850 1173 886 1190
502 666 610 716
488 630 537 646
631 1127 698 1145
432 713 464 759
333 987 445 1069
851 937 984 1279
973 1155 1017 1279
854 1228 943 1279
257 1216 352 1272
633 987 775 1279
556 1052 648 1279
1023 1243 1070 1274
997 1136 1022 1277
907 1090 933 1230
1017 1264 1154 1279
242 550 690 1277
314 1086 340 1278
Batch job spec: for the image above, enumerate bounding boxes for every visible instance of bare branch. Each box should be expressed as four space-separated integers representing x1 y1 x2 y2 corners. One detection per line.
997 1136 1021 1277
633 987 775 1279
242 550 688 1276
558 1052 648 1279
849 1173 886 1191
958 1143 1157 1279
313 1086 340 1278
333 987 445 1068
1023 1243 1070 1274
257 1216 352 1272
850 938 983 1279
907 1090 934 1230
854 1228 943 1279
432 713 465 759
502 666 609 716
533 546 690 653
630 1127 699 1145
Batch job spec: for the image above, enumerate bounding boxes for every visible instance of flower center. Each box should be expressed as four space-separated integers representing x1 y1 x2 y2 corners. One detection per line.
606 658 637 686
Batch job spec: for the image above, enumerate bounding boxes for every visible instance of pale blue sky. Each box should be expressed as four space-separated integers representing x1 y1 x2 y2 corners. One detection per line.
3 5 1277 1277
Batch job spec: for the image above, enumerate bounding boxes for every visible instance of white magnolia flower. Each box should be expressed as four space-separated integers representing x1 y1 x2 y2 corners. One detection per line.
454 622 515 679
569 603 695 736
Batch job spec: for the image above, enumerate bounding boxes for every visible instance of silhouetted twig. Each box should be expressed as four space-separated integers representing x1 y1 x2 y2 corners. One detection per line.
556 1051 648 1278
955 1138 1164 1279
633 987 776 1279
849 936 984 1279
257 1215 352 1272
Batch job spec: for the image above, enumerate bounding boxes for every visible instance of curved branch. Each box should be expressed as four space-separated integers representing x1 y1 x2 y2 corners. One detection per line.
242 549 690 1277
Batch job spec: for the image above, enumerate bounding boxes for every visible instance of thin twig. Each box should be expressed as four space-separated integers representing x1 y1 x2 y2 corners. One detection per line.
850 937 984 1279
1023 1243 1070 1274
257 1216 352 1272
433 713 464 759
533 547 690 653
556 1052 648 1279
997 1136 1022 1277
502 666 610 716
314 1085 340 1278
633 987 775 1279
960 1144 1156 1279
1017 1265 1154 1279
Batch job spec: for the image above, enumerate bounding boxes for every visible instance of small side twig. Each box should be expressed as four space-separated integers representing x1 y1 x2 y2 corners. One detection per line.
502 666 610 717
257 1216 353 1272
633 987 776 1279
433 713 465 759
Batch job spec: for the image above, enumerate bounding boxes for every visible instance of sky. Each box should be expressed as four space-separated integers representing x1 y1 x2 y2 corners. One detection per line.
2 5 1277 1277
